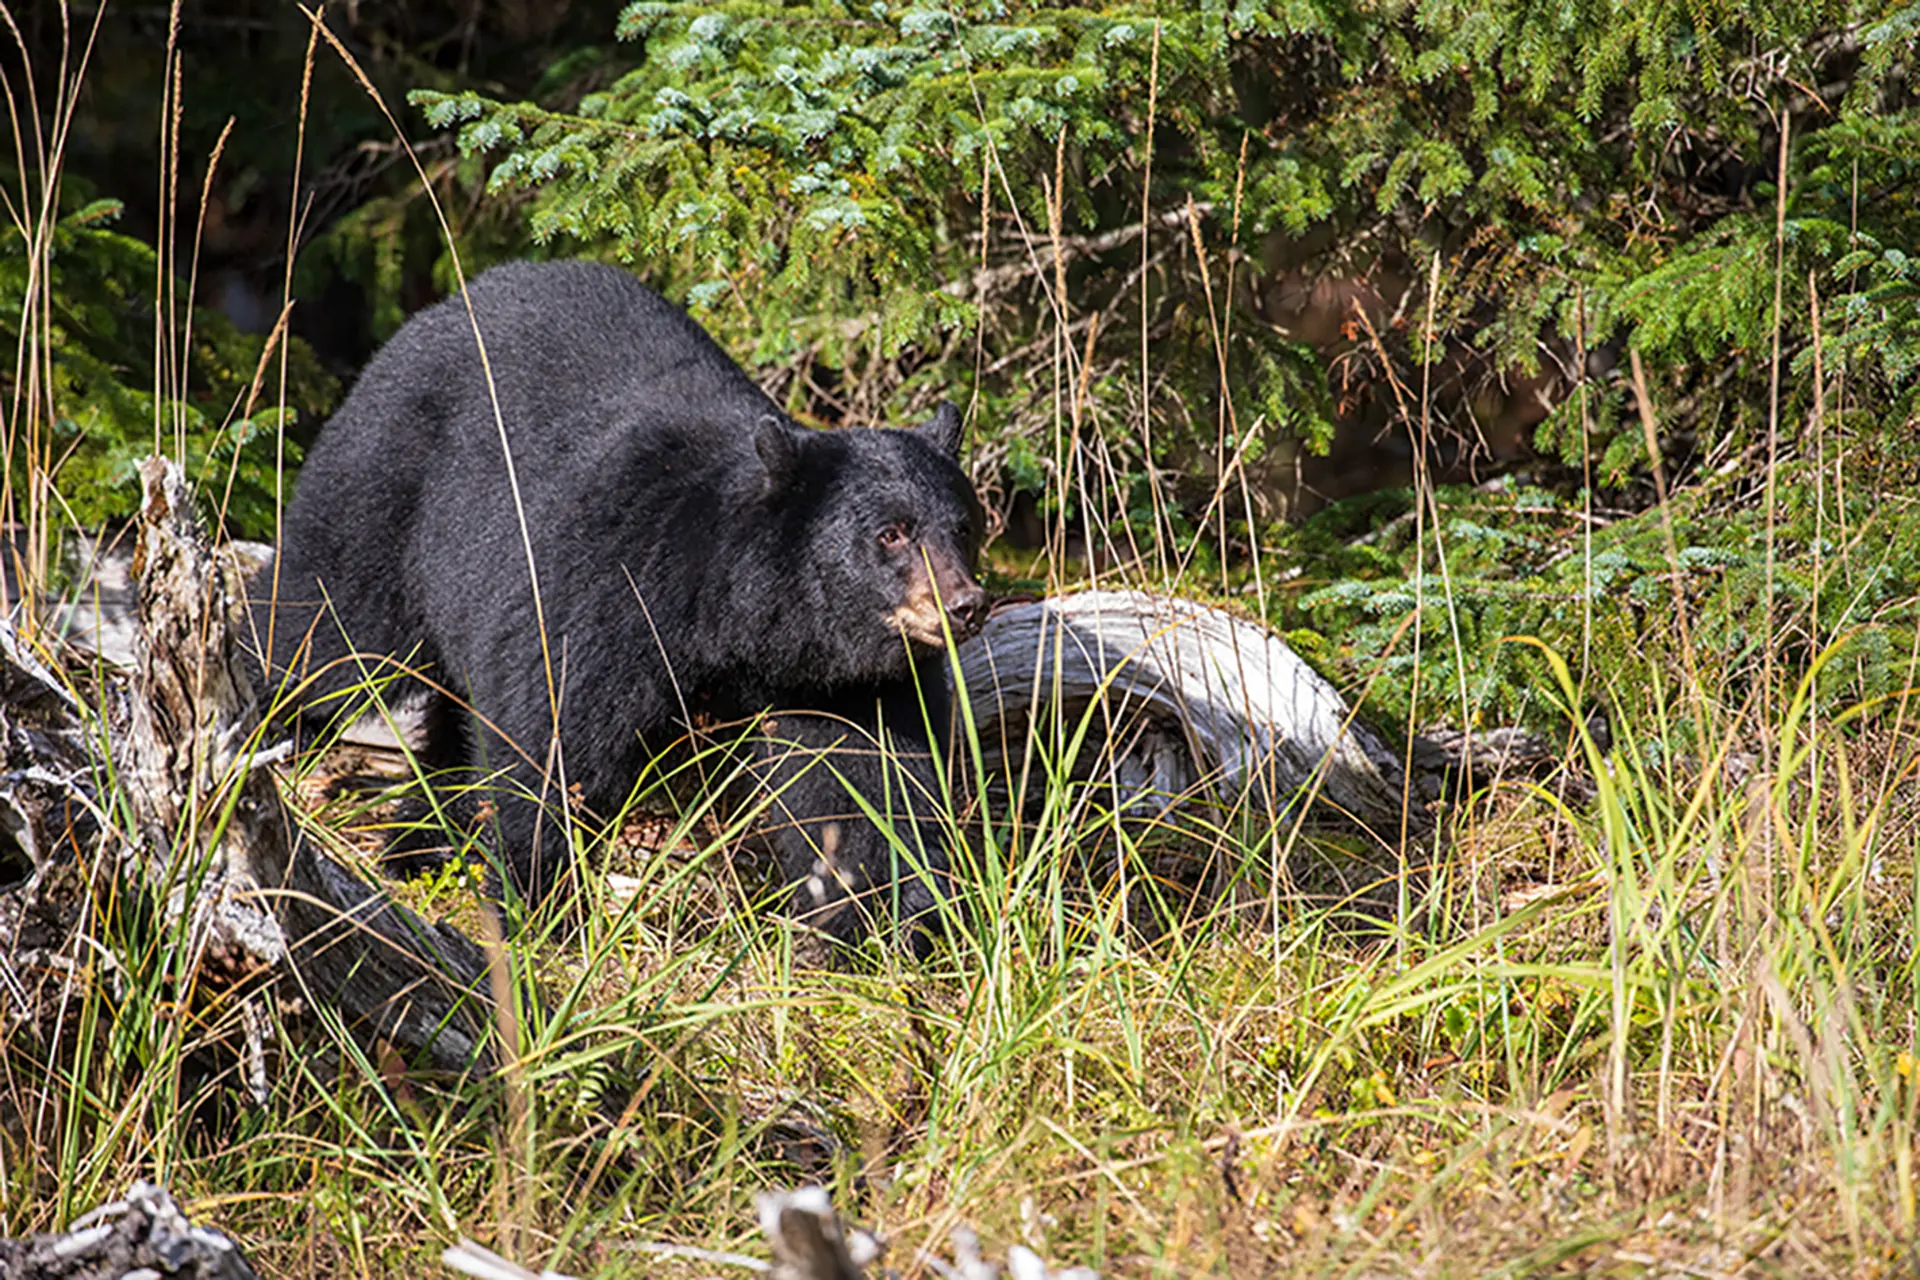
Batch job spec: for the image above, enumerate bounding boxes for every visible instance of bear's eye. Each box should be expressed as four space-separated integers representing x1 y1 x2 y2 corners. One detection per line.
877 522 909 549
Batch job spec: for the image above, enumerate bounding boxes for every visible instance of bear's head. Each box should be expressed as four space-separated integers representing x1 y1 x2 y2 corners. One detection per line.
755 403 987 675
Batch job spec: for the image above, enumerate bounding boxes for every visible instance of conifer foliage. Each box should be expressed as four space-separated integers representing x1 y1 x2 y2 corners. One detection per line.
414 2 1918 491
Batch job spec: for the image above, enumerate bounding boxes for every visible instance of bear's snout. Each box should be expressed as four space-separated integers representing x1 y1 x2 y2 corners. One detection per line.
925 544 988 642
888 545 988 647
945 581 988 640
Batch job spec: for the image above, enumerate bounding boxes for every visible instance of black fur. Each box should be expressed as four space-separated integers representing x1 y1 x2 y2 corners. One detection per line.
252 260 986 940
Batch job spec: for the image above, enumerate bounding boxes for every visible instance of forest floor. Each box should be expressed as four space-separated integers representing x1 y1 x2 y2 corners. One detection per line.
3 566 1914 1278
184 735 1920 1277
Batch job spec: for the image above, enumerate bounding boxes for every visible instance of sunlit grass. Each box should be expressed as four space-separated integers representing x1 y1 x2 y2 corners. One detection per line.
15 628 1881 1277
6 560 1917 1276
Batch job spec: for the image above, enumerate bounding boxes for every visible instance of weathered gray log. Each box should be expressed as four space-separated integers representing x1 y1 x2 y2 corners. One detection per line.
955 590 1432 840
0 1181 261 1279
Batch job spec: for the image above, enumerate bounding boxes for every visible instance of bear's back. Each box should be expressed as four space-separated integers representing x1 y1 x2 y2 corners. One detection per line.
353 261 766 456
261 263 777 693
285 262 775 563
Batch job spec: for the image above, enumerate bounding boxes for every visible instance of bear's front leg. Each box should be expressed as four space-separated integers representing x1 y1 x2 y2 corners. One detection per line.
749 682 954 950
467 738 579 916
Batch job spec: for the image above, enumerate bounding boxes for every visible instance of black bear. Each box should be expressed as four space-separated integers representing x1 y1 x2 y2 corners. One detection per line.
250 260 987 941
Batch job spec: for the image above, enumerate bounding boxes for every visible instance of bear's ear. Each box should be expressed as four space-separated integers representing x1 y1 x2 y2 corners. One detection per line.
754 415 798 491
915 401 964 458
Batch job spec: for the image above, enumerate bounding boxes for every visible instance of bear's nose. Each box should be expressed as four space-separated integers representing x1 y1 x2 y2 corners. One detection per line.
947 586 988 639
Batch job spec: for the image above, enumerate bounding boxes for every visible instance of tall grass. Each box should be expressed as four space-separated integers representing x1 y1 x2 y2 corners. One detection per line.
1 5 1916 1278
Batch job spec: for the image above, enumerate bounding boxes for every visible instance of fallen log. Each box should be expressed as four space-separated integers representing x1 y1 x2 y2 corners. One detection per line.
955 590 1431 839
956 590 1588 837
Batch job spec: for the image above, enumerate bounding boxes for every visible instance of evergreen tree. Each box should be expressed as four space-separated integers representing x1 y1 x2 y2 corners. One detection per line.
412 1 1919 491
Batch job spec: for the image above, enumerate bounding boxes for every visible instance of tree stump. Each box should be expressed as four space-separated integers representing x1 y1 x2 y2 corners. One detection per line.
0 459 496 1083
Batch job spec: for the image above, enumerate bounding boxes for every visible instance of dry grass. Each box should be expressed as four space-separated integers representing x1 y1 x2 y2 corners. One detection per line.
10 674 1913 1278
